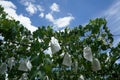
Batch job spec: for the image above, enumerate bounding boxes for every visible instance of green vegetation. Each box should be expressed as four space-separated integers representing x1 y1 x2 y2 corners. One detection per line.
0 5 120 80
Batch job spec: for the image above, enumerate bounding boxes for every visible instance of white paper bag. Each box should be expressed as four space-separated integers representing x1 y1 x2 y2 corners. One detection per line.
50 37 61 54
19 73 28 80
18 60 32 71
83 47 93 62
78 75 84 80
0 63 7 74
92 58 101 71
72 60 78 72
8 57 15 70
26 60 32 71
45 76 49 80
18 60 28 71
62 53 72 67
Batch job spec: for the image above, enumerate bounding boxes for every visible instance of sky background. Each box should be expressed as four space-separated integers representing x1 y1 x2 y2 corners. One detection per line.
0 0 120 46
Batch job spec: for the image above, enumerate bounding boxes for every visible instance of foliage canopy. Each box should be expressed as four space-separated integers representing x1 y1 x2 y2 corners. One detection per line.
0 5 120 80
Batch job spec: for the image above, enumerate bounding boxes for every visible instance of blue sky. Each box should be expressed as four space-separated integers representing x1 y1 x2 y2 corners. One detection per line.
0 0 120 45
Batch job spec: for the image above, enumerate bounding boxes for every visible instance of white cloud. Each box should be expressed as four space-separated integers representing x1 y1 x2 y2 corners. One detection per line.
20 0 35 3
25 2 37 15
104 0 120 34
0 0 16 9
55 16 74 28
45 2 74 28
50 3 60 12
37 5 44 12
102 0 120 46
20 0 44 15
45 13 74 28
18 14 37 32
0 0 37 32
39 12 44 18
45 13 54 22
